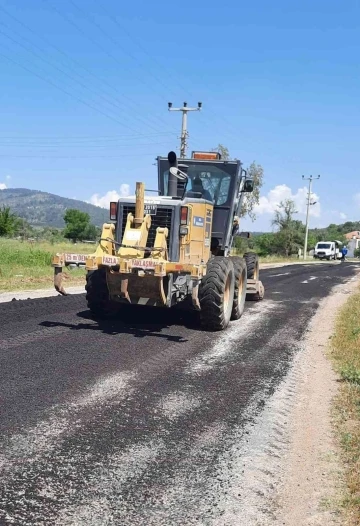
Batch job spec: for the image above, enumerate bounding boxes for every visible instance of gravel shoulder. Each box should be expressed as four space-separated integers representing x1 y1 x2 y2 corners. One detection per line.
273 269 360 525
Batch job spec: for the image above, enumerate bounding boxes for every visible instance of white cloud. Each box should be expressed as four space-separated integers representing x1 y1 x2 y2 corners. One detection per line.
0 183 7 190
89 183 130 208
5 175 11 181
330 210 347 221
255 184 321 218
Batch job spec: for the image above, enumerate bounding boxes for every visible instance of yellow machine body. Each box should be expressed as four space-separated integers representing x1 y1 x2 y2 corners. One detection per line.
52 182 214 309
178 201 213 265
51 149 265 323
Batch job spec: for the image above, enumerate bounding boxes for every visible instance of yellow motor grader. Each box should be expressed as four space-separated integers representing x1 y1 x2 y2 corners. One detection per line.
52 150 264 331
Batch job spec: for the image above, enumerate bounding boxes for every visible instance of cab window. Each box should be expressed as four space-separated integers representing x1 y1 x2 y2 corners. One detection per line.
160 162 235 206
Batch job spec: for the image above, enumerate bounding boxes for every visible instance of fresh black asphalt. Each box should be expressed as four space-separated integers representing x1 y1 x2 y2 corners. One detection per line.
0 262 358 525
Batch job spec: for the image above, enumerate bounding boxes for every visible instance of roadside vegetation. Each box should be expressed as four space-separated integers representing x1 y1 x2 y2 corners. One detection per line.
331 287 360 524
0 238 94 292
0 205 100 291
0 238 333 293
234 199 353 257
0 148 357 292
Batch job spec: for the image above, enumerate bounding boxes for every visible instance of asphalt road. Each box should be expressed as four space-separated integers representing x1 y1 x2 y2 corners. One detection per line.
0 262 359 526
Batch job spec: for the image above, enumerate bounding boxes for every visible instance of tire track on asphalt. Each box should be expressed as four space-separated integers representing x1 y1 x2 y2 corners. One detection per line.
0 326 73 351
0 298 290 525
2 299 317 525
0 300 273 471
47 268 359 525
0 304 196 436
1 264 359 525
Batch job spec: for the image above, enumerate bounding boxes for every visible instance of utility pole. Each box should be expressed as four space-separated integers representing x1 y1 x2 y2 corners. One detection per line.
302 174 320 260
168 101 202 157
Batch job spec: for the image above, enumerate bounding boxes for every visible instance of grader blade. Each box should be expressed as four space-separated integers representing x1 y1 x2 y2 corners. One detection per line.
246 279 265 301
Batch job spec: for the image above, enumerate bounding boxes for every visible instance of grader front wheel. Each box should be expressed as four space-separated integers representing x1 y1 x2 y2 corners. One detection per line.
199 257 235 331
85 269 121 319
230 256 247 321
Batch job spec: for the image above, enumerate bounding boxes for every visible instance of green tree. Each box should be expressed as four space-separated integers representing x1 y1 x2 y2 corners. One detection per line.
211 144 230 160
253 232 278 256
272 199 304 256
210 144 264 220
82 223 98 241
0 206 21 237
63 209 97 242
272 199 297 230
239 161 264 221
40 226 65 244
307 232 317 251
16 218 36 240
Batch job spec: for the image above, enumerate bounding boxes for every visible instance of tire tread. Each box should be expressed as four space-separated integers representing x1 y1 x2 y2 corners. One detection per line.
85 269 120 319
199 257 235 331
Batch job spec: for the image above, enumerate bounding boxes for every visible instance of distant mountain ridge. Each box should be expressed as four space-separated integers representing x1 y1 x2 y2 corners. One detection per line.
0 188 108 228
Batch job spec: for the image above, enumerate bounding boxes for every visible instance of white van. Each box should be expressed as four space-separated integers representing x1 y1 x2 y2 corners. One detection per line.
313 241 341 260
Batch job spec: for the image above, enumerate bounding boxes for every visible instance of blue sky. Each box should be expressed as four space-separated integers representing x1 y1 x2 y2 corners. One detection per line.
0 0 359 231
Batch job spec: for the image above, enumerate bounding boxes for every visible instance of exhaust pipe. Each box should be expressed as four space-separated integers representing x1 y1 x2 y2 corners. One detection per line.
168 151 178 197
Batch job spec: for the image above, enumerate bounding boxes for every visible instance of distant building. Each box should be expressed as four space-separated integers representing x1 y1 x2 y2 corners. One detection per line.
345 231 360 257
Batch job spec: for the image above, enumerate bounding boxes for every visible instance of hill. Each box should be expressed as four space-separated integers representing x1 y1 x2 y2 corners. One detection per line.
310 221 360 237
0 188 108 228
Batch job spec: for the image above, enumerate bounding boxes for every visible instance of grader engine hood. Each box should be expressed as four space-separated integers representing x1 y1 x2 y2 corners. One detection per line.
110 193 213 307
116 195 181 263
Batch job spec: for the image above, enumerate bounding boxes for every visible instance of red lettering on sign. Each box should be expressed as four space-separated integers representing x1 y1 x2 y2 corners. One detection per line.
132 259 156 269
102 256 119 266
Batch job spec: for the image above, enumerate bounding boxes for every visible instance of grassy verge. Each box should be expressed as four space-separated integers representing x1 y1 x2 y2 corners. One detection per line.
259 255 299 264
0 239 351 293
0 239 93 292
330 286 360 524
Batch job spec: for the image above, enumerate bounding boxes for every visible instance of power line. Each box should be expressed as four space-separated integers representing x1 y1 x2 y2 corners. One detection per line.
96 1 238 139
42 0 175 128
0 142 174 152
67 0 183 106
1 1 240 151
0 140 176 148
67 0 238 146
0 48 167 134
0 152 159 159
0 3 174 135
0 25 167 138
0 132 172 140
85 0 190 100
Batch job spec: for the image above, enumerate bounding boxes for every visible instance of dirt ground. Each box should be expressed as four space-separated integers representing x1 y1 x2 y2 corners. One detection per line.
275 269 360 525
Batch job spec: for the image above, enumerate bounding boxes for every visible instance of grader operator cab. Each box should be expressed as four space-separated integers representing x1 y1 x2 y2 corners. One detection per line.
52 150 264 331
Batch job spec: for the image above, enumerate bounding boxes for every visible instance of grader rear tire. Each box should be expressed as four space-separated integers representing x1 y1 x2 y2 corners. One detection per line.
243 252 259 280
85 269 120 319
230 256 247 320
199 256 235 331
